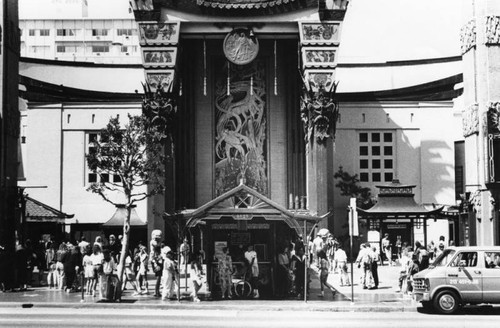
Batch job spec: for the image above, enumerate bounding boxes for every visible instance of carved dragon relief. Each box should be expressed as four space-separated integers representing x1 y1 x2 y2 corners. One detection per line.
142 82 177 137
462 103 479 137
300 79 339 147
460 19 476 55
486 16 500 45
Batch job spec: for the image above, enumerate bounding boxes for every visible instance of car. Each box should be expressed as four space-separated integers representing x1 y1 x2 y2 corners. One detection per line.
412 246 500 314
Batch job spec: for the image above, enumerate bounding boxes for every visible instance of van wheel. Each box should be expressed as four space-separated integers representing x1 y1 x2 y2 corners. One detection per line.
433 290 460 314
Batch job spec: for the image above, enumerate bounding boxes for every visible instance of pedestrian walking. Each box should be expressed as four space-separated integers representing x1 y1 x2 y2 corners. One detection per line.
397 246 412 293
317 250 336 298
334 245 350 286
55 243 68 290
89 244 103 296
218 247 233 299
277 245 290 298
382 234 393 266
82 247 93 294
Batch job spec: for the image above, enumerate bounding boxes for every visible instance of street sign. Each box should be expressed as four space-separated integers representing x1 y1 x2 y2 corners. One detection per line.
349 197 359 237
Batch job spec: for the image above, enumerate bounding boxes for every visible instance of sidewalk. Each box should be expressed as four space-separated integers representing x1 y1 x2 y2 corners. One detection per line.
0 263 418 312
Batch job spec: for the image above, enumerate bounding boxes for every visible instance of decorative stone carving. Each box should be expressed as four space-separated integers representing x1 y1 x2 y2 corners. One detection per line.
223 28 259 65
486 16 500 44
141 47 177 68
460 19 476 54
487 102 500 135
469 190 482 217
301 47 337 68
138 22 180 46
144 70 175 93
462 103 479 137
300 77 339 146
299 22 341 45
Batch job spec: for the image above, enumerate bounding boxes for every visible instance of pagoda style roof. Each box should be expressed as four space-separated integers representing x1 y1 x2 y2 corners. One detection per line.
103 205 146 226
25 196 74 222
166 181 329 231
358 180 443 218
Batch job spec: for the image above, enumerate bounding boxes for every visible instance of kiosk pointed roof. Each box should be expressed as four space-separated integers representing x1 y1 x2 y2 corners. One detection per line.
358 179 443 218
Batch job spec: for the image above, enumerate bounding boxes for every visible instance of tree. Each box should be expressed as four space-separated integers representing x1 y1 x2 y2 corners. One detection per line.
86 86 175 297
333 166 374 209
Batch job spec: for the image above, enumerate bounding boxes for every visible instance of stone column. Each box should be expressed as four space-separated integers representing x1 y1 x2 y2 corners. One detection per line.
460 0 500 245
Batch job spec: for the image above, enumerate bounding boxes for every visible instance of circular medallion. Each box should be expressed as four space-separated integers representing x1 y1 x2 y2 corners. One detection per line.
223 28 259 65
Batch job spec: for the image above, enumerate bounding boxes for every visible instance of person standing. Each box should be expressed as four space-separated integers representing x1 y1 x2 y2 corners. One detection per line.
312 235 324 267
78 236 89 257
161 247 177 301
369 246 380 289
150 246 164 297
190 251 204 302
218 247 233 299
291 247 306 299
277 245 290 298
317 250 336 298
179 238 191 266
244 245 260 299
355 243 373 289
334 245 350 286
381 233 392 266
136 245 149 295
89 244 103 297
107 235 121 263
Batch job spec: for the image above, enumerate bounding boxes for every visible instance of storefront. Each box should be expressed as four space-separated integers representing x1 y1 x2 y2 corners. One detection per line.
174 182 325 298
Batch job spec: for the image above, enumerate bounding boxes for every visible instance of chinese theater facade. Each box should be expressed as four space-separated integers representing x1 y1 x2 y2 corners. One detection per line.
131 0 347 296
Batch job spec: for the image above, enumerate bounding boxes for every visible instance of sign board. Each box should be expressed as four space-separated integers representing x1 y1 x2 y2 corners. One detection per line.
349 198 359 236
214 241 227 261
230 232 250 246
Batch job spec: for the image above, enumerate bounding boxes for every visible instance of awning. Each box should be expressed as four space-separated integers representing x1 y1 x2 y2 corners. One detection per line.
197 0 297 10
102 205 146 226
358 179 443 219
164 181 329 234
25 196 74 223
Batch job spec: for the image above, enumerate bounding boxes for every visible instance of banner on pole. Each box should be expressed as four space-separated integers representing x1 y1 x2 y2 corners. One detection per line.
349 198 359 237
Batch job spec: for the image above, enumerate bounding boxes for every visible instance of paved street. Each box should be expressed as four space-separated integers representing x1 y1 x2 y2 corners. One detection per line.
1 307 500 328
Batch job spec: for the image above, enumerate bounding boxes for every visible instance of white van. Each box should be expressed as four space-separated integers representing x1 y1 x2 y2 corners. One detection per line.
412 246 500 314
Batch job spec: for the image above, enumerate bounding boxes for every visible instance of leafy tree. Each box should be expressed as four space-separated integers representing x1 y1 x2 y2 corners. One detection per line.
86 86 175 296
333 166 374 209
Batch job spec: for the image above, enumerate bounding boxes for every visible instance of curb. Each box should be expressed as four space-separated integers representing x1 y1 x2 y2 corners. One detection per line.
0 301 419 312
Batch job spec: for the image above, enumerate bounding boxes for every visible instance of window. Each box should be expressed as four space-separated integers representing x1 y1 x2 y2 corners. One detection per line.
92 29 109 36
30 45 50 53
29 29 35 36
117 28 136 36
358 131 395 182
57 45 78 53
485 252 500 269
92 45 109 53
450 252 477 267
86 132 121 185
57 29 75 36
39 29 50 36
56 45 65 53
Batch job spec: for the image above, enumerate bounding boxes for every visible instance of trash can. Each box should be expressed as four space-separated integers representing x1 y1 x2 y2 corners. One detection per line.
100 274 121 301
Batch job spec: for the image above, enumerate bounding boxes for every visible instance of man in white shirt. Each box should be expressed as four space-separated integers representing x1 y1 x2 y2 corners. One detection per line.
334 245 350 286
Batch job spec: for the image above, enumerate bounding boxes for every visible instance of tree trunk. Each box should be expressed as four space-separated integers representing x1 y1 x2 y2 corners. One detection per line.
116 206 131 299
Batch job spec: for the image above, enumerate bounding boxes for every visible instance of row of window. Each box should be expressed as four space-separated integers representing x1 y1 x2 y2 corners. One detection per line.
87 133 121 184
31 45 138 54
23 28 137 37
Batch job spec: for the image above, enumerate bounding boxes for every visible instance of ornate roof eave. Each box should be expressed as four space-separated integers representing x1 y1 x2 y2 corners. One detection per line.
196 0 298 10
357 204 444 218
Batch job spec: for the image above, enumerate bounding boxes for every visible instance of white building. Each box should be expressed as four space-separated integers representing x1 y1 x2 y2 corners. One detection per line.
19 0 141 64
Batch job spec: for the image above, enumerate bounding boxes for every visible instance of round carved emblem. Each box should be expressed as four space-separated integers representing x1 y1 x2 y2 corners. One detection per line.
223 29 259 65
